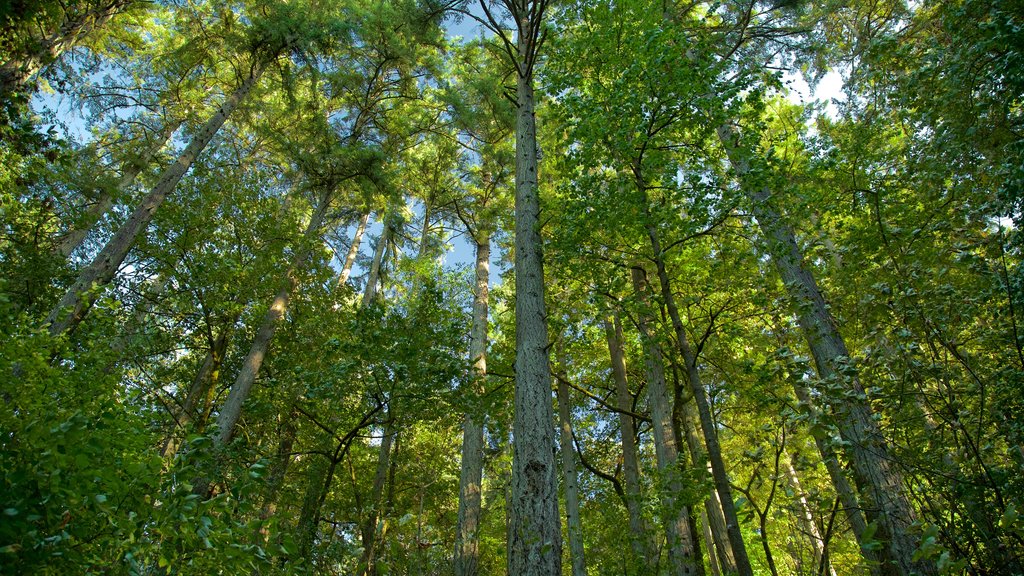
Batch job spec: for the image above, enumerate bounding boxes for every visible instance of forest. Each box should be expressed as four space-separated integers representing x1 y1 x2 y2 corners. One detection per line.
1 0 1022 574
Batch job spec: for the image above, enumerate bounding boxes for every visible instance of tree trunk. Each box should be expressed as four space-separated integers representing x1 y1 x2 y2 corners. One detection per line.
358 420 395 576
57 118 183 259
338 211 370 287
213 195 329 447
640 232 753 576
605 313 656 570
45 62 267 337
673 367 739 575
161 327 230 458
717 123 934 576
455 230 490 576
630 267 703 576
361 217 389 307
784 456 837 576
556 353 587 576
507 5 561 574
0 0 134 100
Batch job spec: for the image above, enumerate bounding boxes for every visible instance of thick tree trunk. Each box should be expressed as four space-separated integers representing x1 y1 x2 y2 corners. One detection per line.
213 195 329 447
454 231 490 576
0 0 133 100
716 124 934 576
507 13 561 575
45 62 266 337
556 355 587 576
338 211 370 287
57 118 183 259
630 268 703 576
605 313 656 569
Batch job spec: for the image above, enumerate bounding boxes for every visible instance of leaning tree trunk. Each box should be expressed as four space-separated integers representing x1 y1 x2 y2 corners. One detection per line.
56 118 183 259
605 313 657 570
454 230 491 576
716 124 934 576
358 419 396 576
161 327 231 458
361 217 389 307
0 0 134 100
213 194 329 447
630 268 703 576
507 3 562 574
784 455 837 576
555 351 587 576
45 61 267 337
338 211 370 287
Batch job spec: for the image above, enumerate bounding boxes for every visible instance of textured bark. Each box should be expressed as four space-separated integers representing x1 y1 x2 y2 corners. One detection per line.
507 4 561 573
45 63 266 337
338 211 370 287
630 268 703 576
454 231 490 576
556 357 587 576
213 196 329 447
784 456 837 576
605 314 656 569
717 124 934 576
0 0 133 100
56 118 183 259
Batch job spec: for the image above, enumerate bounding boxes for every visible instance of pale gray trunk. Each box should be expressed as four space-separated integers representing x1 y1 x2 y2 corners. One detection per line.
605 313 656 569
784 456 837 576
702 509 722 576
507 10 561 575
454 231 491 576
556 357 587 576
629 267 703 576
45 63 266 337
0 0 133 98
716 124 933 576
361 219 389 307
338 211 370 287
57 118 183 259
213 196 329 447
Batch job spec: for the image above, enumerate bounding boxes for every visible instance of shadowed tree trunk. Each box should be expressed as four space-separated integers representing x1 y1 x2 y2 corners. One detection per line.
337 211 370 287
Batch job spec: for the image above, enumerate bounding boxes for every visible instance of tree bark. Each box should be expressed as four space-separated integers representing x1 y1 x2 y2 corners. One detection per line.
716 124 934 576
0 0 134 100
338 211 370 287
630 267 703 576
784 455 837 576
454 230 490 576
556 352 587 576
56 118 183 259
161 327 230 458
506 2 562 573
45 62 267 337
605 313 656 570
361 217 389 307
358 420 395 576
213 194 329 447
